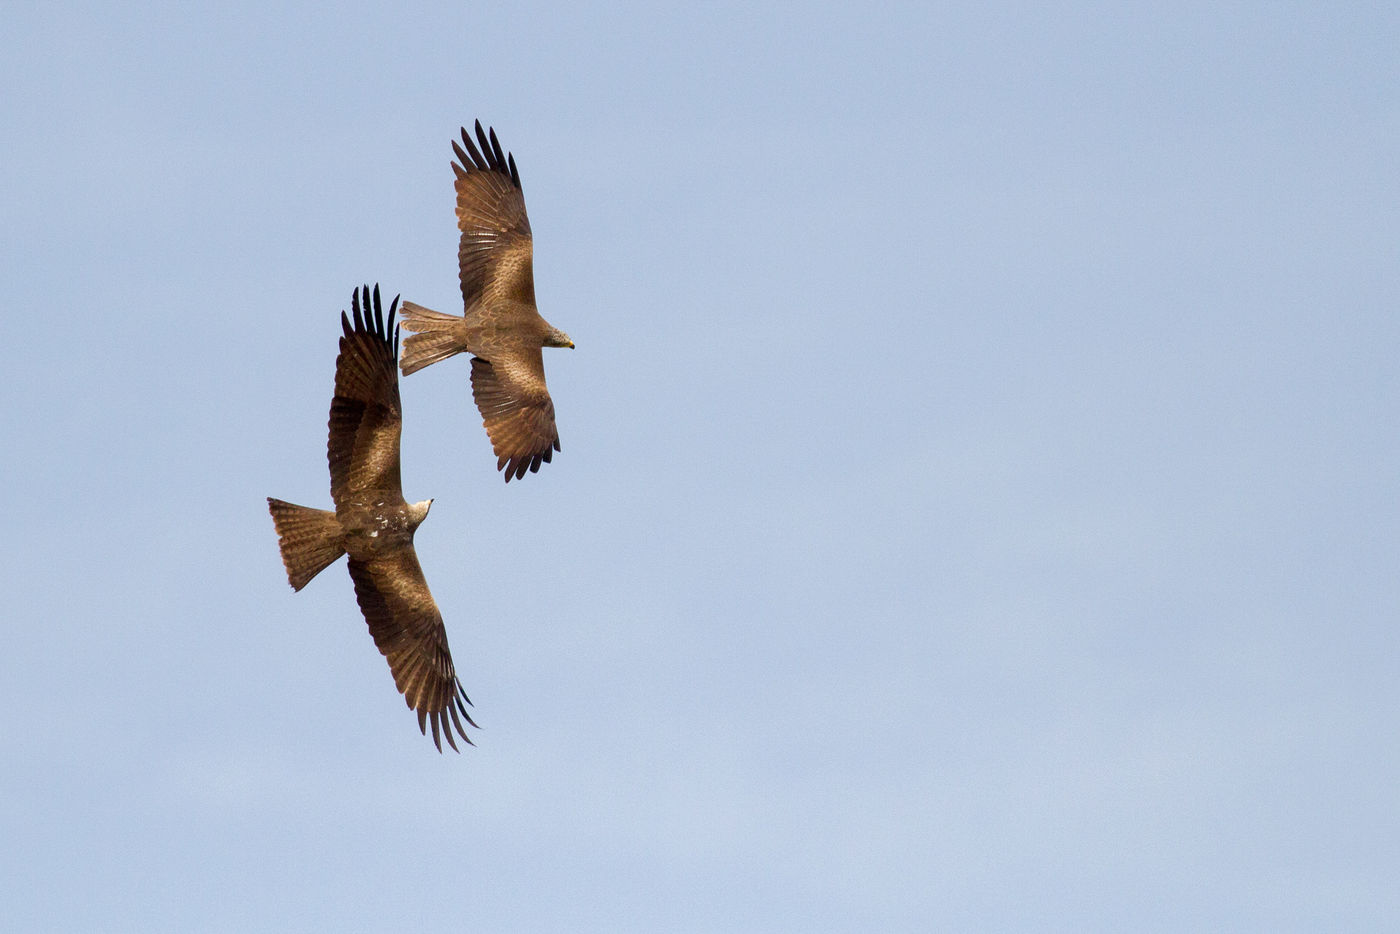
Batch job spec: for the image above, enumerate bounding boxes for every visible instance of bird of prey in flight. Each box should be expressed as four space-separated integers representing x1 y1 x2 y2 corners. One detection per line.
399 120 574 482
267 285 476 751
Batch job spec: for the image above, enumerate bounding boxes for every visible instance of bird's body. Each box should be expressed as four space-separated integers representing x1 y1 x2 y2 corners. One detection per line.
336 496 428 559
267 286 475 751
400 120 574 481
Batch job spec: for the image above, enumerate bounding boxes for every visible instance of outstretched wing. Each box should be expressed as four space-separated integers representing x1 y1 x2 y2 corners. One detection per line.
452 120 535 310
470 352 560 482
346 551 477 752
328 285 403 504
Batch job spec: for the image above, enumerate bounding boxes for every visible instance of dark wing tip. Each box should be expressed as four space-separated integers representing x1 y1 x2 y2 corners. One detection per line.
420 682 478 752
343 283 399 349
451 120 521 187
499 454 535 482
475 121 493 168
347 285 363 337
386 293 401 358
456 127 487 173
487 127 507 172
499 446 558 481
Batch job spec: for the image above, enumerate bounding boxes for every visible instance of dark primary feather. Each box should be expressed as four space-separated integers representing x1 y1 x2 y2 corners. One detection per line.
451 119 522 189
486 125 508 176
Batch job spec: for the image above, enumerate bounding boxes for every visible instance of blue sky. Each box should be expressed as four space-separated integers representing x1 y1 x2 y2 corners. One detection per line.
3 2 1398 930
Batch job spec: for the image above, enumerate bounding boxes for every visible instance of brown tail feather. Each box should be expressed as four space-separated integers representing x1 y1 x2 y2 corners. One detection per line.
399 301 467 375
267 498 344 590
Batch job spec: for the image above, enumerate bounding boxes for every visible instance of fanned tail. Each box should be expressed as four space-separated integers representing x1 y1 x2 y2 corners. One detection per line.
267 498 344 591
399 301 467 375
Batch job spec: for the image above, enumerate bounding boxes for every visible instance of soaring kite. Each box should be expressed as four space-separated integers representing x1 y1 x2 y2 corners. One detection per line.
399 120 574 481
267 285 476 751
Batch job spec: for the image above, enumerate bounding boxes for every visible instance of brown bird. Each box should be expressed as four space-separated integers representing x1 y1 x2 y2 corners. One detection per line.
399 120 574 482
267 285 476 751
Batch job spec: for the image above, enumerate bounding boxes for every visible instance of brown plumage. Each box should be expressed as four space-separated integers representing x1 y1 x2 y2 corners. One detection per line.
399 120 575 482
267 285 476 751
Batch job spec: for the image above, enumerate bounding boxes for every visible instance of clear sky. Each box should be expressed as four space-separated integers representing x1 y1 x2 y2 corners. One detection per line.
3 2 1398 930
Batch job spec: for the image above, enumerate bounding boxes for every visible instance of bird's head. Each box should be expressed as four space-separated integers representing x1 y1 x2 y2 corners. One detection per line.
407 498 434 528
545 326 575 350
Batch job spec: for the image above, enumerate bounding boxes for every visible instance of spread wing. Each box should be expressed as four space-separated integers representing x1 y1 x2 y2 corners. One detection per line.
347 551 477 752
452 121 536 311
328 285 403 505
470 352 560 482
